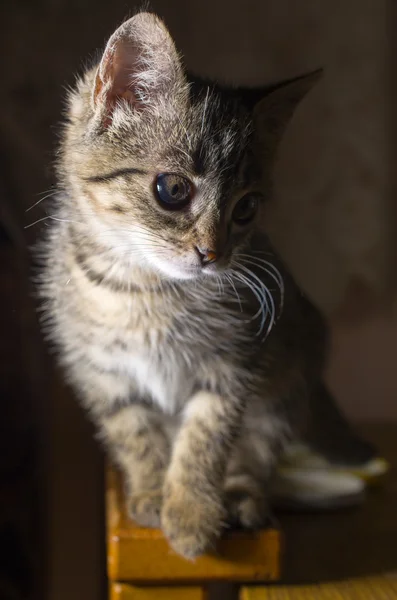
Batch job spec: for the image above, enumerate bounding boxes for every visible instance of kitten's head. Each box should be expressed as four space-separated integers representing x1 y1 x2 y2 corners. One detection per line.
62 12 319 281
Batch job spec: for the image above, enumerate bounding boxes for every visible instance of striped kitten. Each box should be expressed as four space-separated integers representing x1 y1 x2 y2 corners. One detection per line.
40 12 326 559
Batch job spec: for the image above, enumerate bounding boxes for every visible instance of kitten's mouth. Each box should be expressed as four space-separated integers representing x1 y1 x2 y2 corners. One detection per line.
182 256 228 279
181 264 218 278
201 262 220 275
165 261 222 281
147 251 226 281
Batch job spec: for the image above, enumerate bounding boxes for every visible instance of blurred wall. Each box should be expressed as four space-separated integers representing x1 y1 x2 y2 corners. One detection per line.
327 311 397 420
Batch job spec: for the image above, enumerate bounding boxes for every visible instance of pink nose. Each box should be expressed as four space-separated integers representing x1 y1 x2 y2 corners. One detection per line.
195 246 217 264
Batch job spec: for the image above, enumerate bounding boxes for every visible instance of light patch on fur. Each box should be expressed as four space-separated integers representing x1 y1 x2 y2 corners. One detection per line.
183 391 223 423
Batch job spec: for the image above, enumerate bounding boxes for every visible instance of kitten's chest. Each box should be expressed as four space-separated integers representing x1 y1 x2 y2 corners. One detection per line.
83 283 248 411
94 292 203 411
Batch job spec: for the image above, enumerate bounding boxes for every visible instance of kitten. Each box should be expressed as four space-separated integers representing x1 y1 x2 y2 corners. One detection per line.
39 12 326 559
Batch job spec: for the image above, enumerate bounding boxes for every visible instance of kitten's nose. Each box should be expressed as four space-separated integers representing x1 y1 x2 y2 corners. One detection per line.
195 246 217 265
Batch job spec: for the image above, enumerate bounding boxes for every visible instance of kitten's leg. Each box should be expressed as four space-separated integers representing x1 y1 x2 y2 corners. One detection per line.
73 368 170 527
225 401 292 529
161 391 243 559
102 403 170 528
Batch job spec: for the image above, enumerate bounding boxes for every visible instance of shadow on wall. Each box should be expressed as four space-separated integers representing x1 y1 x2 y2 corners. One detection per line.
327 309 397 421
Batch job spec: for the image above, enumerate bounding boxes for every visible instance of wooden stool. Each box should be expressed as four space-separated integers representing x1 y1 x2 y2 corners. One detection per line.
240 575 397 599
107 467 281 599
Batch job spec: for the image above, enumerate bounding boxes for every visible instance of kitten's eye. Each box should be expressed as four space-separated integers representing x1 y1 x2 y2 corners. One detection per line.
232 193 260 225
155 173 193 210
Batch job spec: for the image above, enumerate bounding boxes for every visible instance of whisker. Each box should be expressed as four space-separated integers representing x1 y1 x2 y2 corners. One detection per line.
172 109 192 149
251 249 274 257
236 253 283 288
200 86 210 139
33 187 55 197
232 270 267 336
224 273 243 312
26 190 57 212
237 263 275 336
235 254 284 316
24 214 55 229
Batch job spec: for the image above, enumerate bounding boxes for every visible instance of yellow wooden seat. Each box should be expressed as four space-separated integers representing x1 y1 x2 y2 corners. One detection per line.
107 467 281 599
240 575 397 599
110 584 206 599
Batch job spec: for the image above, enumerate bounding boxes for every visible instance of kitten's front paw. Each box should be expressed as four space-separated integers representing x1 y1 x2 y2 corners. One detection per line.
161 483 225 560
225 477 268 530
128 490 163 528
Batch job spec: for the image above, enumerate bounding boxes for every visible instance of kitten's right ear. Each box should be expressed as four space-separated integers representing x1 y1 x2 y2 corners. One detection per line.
93 12 184 118
254 69 322 145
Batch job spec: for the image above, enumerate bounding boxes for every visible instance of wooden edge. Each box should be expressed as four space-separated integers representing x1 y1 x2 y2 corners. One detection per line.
240 575 397 599
107 466 281 583
110 582 207 600
107 527 281 583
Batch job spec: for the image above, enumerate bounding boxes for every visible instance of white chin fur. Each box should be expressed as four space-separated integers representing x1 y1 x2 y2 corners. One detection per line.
157 264 201 281
147 255 202 281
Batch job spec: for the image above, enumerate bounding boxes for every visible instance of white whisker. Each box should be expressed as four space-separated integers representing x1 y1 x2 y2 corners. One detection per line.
26 190 57 212
24 215 52 229
237 263 275 336
224 273 243 312
235 254 284 316
200 87 210 139
232 269 267 336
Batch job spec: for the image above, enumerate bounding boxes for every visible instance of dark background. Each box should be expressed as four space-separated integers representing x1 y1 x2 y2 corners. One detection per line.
0 1 395 599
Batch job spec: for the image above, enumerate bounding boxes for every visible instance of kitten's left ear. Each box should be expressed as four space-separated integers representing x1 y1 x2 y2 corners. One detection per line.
93 12 184 115
254 69 322 144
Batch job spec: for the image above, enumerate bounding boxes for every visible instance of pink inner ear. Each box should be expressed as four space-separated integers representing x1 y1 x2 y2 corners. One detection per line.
94 39 140 113
92 13 184 122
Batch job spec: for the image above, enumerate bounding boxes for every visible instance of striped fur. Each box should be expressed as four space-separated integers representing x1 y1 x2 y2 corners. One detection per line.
39 12 326 559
